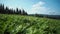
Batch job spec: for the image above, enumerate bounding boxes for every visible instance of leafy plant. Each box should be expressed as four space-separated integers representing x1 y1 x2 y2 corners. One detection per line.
0 14 60 34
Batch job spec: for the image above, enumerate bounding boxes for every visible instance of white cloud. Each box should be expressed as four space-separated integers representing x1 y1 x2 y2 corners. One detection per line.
28 1 58 15
28 1 49 14
32 1 45 7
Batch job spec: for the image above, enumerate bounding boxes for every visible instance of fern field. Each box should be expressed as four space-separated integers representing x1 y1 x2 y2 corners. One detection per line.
0 14 60 34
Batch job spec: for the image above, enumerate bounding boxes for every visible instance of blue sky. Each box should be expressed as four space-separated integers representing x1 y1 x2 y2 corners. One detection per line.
0 0 60 15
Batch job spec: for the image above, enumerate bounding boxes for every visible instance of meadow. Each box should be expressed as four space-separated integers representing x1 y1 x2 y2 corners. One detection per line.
0 14 60 34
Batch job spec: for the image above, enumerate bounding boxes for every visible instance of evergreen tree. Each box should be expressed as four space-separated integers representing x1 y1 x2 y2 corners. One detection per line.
0 4 28 15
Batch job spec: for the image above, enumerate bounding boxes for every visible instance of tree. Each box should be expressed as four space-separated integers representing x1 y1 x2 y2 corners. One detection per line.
0 4 4 14
0 4 28 15
18 9 21 14
16 8 19 14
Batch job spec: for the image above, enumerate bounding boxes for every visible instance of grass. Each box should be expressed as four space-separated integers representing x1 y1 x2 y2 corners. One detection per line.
0 14 60 34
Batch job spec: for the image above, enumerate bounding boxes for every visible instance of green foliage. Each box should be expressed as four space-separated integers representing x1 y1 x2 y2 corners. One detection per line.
0 14 60 34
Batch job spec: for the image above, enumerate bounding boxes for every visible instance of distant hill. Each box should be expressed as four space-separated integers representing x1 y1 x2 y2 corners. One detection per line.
28 14 60 19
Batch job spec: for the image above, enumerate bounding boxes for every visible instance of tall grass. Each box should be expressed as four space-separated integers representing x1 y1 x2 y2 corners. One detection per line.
0 14 60 34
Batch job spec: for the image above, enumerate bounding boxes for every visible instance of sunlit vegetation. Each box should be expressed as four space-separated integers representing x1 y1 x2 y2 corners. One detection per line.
0 14 60 34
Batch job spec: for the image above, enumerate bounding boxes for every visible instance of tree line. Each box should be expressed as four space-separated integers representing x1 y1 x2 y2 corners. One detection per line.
0 4 28 15
0 4 60 19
